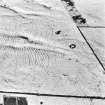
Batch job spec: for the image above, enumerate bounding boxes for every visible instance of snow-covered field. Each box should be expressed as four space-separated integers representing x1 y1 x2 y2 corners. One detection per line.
74 0 105 26
0 0 105 105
